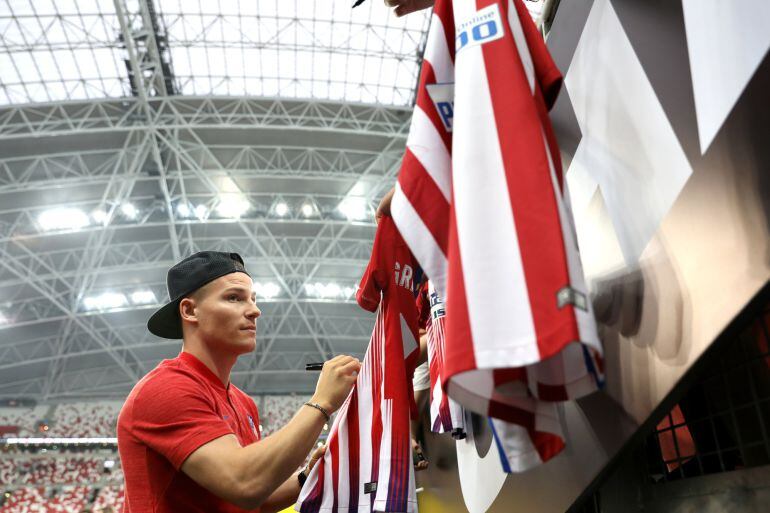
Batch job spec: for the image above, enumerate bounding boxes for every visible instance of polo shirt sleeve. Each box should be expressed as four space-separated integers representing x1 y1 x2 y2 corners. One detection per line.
128 373 234 469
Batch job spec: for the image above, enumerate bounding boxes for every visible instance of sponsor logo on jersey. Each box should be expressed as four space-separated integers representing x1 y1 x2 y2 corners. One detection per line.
429 290 446 320
426 83 455 132
456 3 504 53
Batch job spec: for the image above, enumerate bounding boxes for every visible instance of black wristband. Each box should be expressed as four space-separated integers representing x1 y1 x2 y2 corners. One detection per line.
303 401 331 422
298 469 308 487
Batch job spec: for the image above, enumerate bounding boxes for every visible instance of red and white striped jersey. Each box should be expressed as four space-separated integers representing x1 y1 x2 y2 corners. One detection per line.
390 0 604 466
423 281 466 437
296 217 420 513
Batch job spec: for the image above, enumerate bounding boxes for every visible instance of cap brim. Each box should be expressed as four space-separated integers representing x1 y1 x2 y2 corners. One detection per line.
147 299 183 339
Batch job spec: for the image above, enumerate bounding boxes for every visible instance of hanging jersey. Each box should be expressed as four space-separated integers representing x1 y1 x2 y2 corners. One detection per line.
426 282 564 472
390 0 604 437
422 282 466 438
296 217 420 513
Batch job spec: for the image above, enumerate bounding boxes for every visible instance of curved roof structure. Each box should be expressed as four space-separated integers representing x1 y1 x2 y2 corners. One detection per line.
0 0 551 400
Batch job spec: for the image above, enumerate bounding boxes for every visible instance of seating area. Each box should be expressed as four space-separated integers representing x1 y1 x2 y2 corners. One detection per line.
0 457 122 487
0 485 123 513
259 395 310 436
1 486 89 513
48 403 122 438
0 406 48 437
0 395 320 511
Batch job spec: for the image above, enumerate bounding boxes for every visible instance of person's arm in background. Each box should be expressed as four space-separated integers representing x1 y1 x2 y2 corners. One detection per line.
384 0 435 17
181 355 361 510
411 330 430 471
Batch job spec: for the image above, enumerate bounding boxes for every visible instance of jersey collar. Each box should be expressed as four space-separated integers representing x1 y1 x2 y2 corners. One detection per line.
177 351 230 392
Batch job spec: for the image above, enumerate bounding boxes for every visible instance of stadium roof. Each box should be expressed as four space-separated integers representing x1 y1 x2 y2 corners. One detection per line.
0 0 552 400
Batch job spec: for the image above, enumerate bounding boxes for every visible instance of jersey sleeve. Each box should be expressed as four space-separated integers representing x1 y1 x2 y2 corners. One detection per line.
356 217 392 312
513 0 563 110
127 374 234 469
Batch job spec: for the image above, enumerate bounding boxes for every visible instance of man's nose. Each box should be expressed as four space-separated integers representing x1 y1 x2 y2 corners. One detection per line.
247 304 261 319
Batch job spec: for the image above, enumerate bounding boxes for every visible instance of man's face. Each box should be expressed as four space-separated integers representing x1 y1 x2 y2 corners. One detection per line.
188 272 261 355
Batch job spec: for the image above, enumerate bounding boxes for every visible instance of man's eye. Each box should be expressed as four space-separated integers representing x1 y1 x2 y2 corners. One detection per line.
228 295 239 301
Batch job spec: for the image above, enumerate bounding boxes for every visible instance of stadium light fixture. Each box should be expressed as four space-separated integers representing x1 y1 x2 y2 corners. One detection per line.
301 203 314 217
254 281 281 299
37 207 90 231
275 202 289 217
0 311 7 325
130 290 157 305
304 282 356 300
216 194 251 219
176 202 192 218
120 202 138 220
195 204 209 220
83 292 128 311
337 197 369 221
91 209 110 225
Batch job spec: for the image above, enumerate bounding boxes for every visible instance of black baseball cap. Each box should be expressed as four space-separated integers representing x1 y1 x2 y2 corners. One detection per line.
147 251 251 339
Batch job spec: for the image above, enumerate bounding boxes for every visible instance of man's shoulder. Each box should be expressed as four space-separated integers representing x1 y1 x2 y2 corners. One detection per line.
123 359 203 409
229 384 254 404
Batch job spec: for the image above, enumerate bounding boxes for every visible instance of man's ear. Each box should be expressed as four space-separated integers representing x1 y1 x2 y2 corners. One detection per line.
179 297 198 325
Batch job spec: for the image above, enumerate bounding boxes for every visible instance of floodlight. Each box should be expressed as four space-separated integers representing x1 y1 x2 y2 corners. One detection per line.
83 292 128 311
120 203 138 220
37 208 90 231
130 290 157 305
337 197 369 221
195 204 209 220
91 209 109 225
275 202 289 217
176 202 192 218
216 194 251 219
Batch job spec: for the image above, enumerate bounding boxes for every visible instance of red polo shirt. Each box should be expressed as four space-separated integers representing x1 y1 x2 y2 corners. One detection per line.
118 351 261 512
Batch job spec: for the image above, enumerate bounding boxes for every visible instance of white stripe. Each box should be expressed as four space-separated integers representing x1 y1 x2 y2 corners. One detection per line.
541 131 602 353
507 0 536 94
320 435 336 510
406 106 452 201
449 396 466 432
426 13 455 84
374 400 393 510
391 183 448 296
452 0 539 368
399 313 419 359
356 314 376 509
336 413 350 510
490 418 543 473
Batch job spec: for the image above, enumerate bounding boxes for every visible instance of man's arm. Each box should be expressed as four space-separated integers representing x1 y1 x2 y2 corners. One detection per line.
181 355 359 510
260 444 325 513
384 0 435 17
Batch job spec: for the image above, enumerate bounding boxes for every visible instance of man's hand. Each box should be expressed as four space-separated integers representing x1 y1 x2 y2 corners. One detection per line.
311 355 361 413
376 187 395 224
412 439 429 471
307 444 326 473
384 0 435 17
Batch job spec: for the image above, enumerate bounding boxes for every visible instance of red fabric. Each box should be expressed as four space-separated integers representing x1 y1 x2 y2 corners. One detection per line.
298 217 421 512
357 216 422 402
118 351 261 513
415 280 431 331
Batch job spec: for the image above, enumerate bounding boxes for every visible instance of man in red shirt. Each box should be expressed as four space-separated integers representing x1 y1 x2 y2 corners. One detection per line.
118 251 360 512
